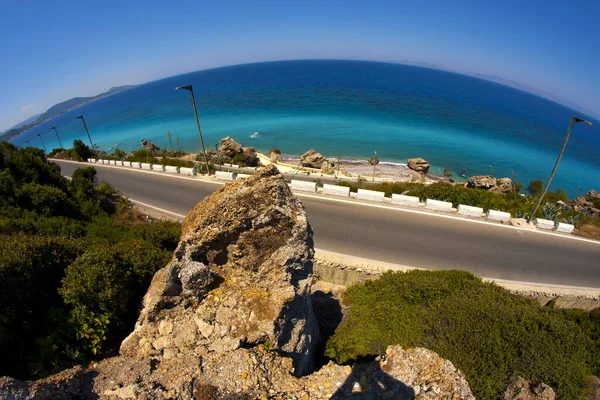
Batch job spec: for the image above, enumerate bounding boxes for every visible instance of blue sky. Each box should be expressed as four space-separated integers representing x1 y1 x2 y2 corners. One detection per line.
1 0 598 131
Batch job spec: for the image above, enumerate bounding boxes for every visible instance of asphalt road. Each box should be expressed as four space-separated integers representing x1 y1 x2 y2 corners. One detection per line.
56 161 600 288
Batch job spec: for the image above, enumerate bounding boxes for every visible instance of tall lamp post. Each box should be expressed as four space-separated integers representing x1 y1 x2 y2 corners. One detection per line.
49 126 64 150
36 133 47 153
529 115 592 221
25 140 31 147
73 115 95 151
175 84 210 174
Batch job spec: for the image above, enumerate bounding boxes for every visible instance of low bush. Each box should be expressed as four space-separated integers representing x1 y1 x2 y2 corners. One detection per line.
325 270 593 399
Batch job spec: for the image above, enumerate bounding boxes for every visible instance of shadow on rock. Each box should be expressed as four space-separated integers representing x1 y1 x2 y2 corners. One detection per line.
331 362 415 399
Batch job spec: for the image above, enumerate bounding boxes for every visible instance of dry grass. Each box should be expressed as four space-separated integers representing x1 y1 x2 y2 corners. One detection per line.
576 224 600 240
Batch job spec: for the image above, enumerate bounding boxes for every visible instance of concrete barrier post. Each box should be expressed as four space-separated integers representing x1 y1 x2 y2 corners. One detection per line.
357 189 385 202
215 171 235 181
555 222 575 234
486 209 511 222
153 164 166 171
457 204 484 217
291 180 317 192
236 173 251 179
323 184 350 197
140 163 152 170
391 194 420 207
425 199 453 212
179 167 196 175
164 166 179 174
535 218 555 230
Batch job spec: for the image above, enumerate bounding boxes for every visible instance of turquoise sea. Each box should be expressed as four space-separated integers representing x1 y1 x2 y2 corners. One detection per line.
12 60 600 197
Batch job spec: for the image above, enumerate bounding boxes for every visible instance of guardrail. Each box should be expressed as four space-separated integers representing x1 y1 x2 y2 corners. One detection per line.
425 199 453 212
357 188 385 202
391 194 420 207
291 180 317 192
323 184 350 197
73 159 583 238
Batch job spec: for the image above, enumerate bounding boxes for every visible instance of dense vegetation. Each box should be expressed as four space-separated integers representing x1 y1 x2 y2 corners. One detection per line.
0 142 180 379
324 270 599 399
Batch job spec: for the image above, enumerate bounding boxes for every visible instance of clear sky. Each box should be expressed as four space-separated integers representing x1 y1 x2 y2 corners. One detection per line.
1 0 598 131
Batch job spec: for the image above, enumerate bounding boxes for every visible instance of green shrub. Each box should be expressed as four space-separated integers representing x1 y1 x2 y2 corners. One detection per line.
0 235 84 378
527 180 544 196
325 270 592 399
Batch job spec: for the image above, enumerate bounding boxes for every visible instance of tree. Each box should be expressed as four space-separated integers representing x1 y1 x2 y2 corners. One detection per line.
527 180 544 196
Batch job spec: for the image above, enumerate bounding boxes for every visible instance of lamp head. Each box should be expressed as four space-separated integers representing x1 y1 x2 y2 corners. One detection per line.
573 116 592 127
73 115 83 120
176 85 192 91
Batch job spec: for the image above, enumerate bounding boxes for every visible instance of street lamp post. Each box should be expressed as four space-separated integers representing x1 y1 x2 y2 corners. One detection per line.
73 115 95 151
529 115 593 221
50 126 64 149
175 84 211 175
36 133 47 153
25 140 31 147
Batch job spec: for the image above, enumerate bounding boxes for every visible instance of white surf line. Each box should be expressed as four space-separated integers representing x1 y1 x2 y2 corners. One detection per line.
54 159 600 246
116 197 600 293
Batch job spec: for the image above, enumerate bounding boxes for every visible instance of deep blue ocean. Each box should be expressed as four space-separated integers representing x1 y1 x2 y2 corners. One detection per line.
13 60 600 197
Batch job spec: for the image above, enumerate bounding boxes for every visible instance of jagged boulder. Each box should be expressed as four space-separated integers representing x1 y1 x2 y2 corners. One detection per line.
321 159 335 173
467 175 497 190
270 149 283 163
120 164 320 376
141 139 160 153
503 376 555 400
217 136 243 158
490 177 514 194
407 158 430 173
300 149 326 168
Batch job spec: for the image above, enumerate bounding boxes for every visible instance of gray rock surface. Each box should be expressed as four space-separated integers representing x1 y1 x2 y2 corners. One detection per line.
242 146 259 167
407 158 430 173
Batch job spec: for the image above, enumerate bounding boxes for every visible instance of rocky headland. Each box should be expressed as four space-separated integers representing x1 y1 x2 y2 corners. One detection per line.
0 165 476 399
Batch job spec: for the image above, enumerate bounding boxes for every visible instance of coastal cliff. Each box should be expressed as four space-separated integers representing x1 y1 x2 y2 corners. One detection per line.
0 165 473 399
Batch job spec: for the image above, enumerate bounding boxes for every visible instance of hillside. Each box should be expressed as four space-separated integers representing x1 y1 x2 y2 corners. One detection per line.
0 85 136 142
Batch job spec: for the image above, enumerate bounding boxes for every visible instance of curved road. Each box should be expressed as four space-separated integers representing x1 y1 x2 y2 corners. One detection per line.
56 161 600 288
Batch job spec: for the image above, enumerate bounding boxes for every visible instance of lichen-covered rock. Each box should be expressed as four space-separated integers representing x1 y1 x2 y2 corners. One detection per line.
121 164 320 376
217 136 243 158
321 159 336 172
503 376 556 400
270 150 283 163
407 158 430 173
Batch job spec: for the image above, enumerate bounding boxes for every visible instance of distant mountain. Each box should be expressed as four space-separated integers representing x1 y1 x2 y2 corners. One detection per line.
33 85 136 123
472 73 600 120
6 113 41 131
1 85 136 142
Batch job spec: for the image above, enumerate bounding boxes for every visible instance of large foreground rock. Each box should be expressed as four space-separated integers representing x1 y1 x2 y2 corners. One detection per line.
407 158 430 173
0 345 475 399
120 164 320 376
467 175 497 190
